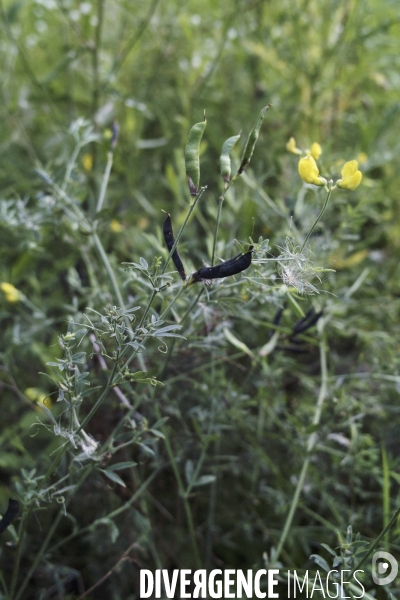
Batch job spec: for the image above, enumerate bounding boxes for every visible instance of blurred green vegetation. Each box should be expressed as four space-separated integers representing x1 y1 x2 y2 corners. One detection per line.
1 0 400 598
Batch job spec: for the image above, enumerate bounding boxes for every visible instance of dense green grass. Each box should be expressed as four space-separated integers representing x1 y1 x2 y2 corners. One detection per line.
1 0 400 598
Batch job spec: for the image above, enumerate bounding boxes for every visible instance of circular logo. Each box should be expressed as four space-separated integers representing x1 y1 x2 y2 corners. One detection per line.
372 551 398 585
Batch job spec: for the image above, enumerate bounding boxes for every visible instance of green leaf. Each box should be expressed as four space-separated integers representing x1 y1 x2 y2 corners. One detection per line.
309 554 331 573
106 462 138 471
223 327 255 359
100 469 126 487
193 475 216 487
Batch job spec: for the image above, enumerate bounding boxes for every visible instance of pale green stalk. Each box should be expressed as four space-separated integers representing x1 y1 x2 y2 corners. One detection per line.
349 506 400 578
62 142 83 190
300 187 332 252
154 401 202 569
96 150 113 213
275 327 328 561
161 187 206 275
211 180 233 266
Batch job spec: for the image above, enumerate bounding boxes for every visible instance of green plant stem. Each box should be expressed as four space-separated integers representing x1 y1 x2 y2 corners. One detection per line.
157 288 203 379
9 511 27 599
92 232 125 308
159 285 185 321
63 142 82 190
350 506 400 577
274 327 328 562
126 189 206 368
101 0 161 93
14 508 64 600
15 411 160 597
92 0 104 118
76 362 119 434
161 187 206 276
300 188 332 252
154 402 202 568
206 431 220 571
96 150 113 213
47 467 161 554
9 445 67 598
382 445 390 549
211 179 236 266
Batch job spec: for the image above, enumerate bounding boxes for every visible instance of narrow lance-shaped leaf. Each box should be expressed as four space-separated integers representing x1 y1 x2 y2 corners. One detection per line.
219 132 241 183
184 114 207 196
237 104 271 175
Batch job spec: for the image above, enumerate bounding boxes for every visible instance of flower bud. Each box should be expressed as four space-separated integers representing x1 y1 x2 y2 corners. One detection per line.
310 142 322 160
286 137 302 155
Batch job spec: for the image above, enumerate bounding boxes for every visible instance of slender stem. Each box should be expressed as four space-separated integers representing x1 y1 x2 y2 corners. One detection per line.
159 285 185 320
96 151 113 213
350 506 400 576
137 289 158 330
14 509 65 600
63 142 82 190
9 511 27 599
161 187 206 276
274 327 328 561
92 232 125 309
126 189 207 369
123 289 158 369
9 446 66 598
47 468 161 554
154 402 202 568
75 362 119 434
0 573 8 597
211 180 233 266
100 0 161 93
92 0 104 117
158 288 203 379
90 0 105 172
300 188 332 252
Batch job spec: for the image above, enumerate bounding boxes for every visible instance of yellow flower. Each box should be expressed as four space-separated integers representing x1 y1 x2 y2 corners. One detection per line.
310 142 322 160
357 152 368 165
25 387 50 407
1 282 22 303
82 153 93 172
337 160 362 190
298 155 327 186
286 137 302 155
110 219 123 232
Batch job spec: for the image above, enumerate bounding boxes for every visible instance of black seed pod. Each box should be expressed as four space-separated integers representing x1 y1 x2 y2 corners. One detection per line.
191 246 253 283
0 498 19 534
291 309 323 335
163 213 186 281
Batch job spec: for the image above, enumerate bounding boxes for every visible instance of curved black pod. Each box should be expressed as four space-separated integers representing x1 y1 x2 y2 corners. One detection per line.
191 246 253 283
0 498 19 534
163 213 187 281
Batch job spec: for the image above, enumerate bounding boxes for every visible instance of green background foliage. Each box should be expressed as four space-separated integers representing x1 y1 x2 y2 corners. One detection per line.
1 0 400 598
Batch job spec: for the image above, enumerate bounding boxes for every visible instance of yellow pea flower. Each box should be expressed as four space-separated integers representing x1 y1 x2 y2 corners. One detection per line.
1 282 22 303
286 137 302 155
310 142 322 160
337 160 362 190
298 155 327 186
